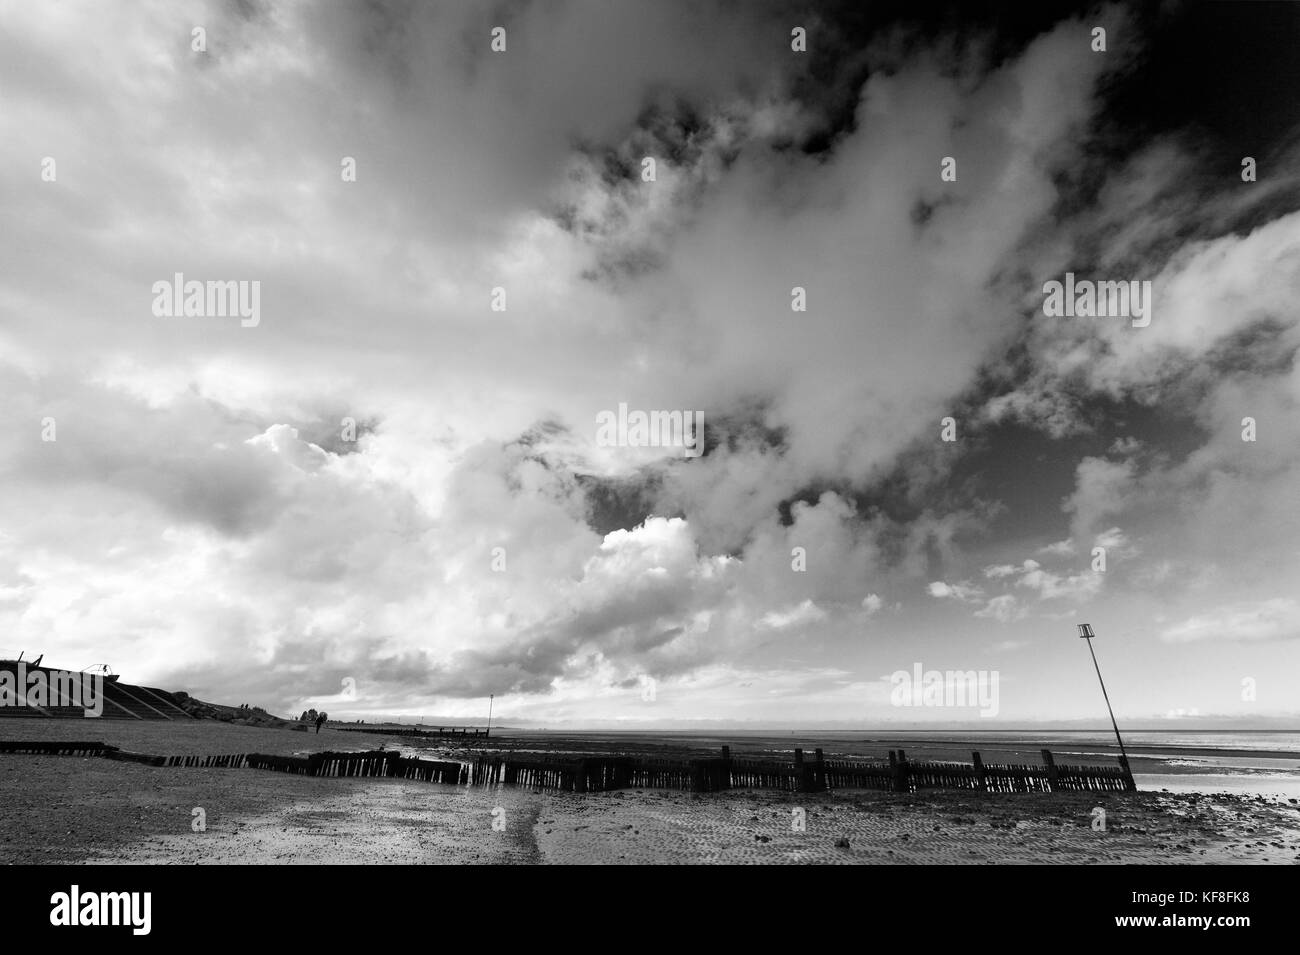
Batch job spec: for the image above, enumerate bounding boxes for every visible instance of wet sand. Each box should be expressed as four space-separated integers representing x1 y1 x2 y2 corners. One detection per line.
2 753 1298 864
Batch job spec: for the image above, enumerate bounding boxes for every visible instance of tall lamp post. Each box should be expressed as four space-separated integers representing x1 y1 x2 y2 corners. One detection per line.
486 693 494 738
1078 623 1133 788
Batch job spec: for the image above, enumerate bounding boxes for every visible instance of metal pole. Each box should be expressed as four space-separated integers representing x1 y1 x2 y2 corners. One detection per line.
1080 625 1129 765
486 694 494 738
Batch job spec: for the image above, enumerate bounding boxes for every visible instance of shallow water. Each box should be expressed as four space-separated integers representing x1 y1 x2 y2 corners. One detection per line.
1137 773 1300 799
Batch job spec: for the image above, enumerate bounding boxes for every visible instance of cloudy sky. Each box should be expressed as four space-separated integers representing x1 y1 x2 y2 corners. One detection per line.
2 0 1298 727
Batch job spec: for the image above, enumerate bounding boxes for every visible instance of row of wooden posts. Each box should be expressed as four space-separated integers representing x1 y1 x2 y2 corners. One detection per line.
337 726 489 739
441 746 1134 794
245 750 465 782
0 740 1135 793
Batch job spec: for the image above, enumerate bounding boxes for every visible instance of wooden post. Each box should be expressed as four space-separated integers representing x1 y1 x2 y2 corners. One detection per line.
972 751 986 792
813 748 826 793
893 749 909 793
1041 749 1059 791
1119 754 1136 791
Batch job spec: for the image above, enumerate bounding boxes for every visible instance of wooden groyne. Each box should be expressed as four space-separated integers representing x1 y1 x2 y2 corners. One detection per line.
337 726 489 740
240 750 464 782
164 753 250 769
0 742 1135 794
390 755 464 784
0 740 115 757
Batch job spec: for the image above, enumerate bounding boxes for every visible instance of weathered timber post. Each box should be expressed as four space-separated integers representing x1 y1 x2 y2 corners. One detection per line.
972 751 987 792
1041 749 1059 792
892 749 910 793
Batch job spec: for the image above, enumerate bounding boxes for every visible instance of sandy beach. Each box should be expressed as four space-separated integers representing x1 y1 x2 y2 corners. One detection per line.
3 757 1299 864
1 719 1298 864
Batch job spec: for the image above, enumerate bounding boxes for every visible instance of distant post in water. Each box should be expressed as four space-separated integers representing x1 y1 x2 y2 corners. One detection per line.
1078 623 1134 789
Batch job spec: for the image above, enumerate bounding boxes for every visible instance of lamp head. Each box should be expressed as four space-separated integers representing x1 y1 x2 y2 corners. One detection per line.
1077 623 1095 639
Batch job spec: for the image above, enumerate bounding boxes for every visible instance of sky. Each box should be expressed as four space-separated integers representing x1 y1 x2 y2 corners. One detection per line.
1 0 1298 727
